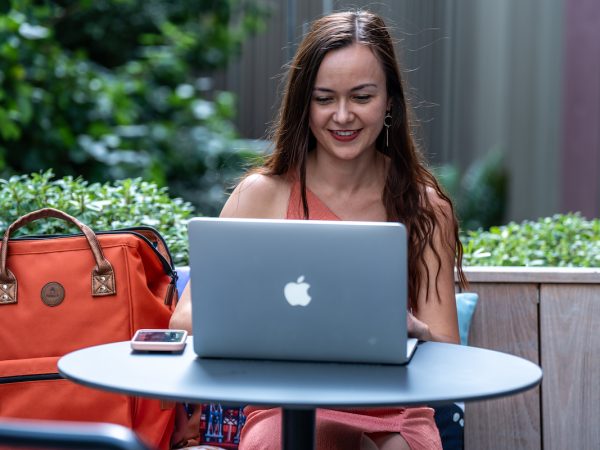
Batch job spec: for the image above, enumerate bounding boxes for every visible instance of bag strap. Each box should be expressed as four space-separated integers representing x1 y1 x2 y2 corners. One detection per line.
0 208 116 305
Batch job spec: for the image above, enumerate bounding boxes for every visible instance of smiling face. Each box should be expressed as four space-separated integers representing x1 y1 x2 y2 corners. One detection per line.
309 43 389 163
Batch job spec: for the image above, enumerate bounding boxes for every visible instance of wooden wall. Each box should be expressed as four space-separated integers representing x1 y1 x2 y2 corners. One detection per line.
460 267 600 450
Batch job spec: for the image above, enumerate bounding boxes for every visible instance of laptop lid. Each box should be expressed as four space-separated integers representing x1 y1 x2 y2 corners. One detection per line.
188 217 417 365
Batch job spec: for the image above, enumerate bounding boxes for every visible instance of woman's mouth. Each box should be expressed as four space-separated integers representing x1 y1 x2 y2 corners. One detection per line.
329 129 361 142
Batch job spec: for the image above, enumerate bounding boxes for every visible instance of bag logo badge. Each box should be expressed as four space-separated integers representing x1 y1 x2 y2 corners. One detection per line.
41 282 65 307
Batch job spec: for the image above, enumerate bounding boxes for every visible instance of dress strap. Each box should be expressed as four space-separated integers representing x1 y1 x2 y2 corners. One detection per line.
286 180 341 220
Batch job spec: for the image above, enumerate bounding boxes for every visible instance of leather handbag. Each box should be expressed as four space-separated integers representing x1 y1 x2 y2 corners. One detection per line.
0 208 178 449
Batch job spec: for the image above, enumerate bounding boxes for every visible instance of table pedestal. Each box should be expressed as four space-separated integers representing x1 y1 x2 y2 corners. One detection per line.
282 409 315 450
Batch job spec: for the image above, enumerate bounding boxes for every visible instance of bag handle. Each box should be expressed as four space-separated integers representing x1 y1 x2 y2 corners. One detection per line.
0 208 116 305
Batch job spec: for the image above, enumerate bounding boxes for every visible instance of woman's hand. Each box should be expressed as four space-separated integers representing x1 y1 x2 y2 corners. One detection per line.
407 311 433 341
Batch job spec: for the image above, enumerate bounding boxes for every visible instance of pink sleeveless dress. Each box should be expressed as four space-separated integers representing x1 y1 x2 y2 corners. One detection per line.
239 181 442 450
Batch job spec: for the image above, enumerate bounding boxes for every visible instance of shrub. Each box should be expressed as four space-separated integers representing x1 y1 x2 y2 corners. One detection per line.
0 170 195 265
462 213 600 267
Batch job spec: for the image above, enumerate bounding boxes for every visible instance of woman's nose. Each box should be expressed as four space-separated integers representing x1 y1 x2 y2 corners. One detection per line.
333 101 353 124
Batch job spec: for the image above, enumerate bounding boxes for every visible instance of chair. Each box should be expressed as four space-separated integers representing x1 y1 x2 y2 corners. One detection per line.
0 418 153 450
175 266 190 297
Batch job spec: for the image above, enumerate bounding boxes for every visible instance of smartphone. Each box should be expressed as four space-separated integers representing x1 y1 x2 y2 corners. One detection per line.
130 329 188 352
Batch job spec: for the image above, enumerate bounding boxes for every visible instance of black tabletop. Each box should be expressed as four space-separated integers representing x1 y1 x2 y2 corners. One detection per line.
58 337 542 410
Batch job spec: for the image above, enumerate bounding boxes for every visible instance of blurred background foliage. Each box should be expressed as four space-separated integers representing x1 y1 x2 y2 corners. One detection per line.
435 148 508 231
0 0 270 216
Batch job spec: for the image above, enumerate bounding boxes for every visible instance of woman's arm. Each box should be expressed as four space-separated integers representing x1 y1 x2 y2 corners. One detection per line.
169 283 193 333
408 190 460 344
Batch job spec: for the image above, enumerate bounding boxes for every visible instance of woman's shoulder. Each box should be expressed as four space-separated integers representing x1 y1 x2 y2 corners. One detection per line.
424 185 451 209
423 184 456 232
220 173 292 219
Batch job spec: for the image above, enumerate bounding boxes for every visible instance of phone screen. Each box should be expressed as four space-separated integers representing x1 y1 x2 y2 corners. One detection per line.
135 331 186 342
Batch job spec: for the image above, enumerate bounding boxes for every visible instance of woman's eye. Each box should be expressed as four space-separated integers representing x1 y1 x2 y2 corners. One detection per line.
314 97 332 104
354 95 371 103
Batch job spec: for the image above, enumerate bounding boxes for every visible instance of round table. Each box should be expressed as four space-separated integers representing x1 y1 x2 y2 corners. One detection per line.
59 338 542 450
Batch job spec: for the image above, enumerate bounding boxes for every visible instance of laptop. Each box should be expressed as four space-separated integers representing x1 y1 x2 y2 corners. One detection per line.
188 217 418 365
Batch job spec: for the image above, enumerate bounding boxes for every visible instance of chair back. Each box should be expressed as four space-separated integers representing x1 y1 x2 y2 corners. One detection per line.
0 419 153 450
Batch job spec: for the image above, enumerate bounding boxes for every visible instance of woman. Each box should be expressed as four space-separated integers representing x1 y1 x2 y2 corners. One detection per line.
171 9 467 450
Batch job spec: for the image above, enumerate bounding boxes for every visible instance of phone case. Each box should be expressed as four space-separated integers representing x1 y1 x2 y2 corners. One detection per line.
130 329 188 352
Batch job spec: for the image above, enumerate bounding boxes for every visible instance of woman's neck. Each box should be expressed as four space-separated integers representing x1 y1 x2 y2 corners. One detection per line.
306 148 388 196
301 148 390 222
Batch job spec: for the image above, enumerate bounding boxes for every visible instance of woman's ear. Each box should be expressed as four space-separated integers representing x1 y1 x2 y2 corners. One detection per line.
386 98 392 112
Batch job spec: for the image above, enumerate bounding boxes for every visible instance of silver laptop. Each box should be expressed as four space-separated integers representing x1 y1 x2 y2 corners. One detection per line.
188 217 418 365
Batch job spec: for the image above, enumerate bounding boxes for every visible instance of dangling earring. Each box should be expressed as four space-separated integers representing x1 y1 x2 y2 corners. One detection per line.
383 112 392 148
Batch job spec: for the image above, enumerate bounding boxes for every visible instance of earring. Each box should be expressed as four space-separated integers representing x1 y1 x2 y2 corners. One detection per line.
383 112 392 147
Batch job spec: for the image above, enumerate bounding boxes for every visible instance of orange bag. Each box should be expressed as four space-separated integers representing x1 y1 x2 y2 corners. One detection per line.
0 208 178 449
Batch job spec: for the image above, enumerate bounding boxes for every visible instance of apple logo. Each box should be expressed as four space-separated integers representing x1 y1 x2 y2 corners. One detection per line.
284 275 312 306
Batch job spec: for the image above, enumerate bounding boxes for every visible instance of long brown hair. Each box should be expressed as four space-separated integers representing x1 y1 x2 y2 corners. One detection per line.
257 10 467 310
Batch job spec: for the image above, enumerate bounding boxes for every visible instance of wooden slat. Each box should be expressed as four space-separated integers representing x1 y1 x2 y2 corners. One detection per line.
464 283 541 450
460 266 600 284
540 284 600 450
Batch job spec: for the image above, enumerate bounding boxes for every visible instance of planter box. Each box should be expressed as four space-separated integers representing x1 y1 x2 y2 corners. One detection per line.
460 267 600 450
